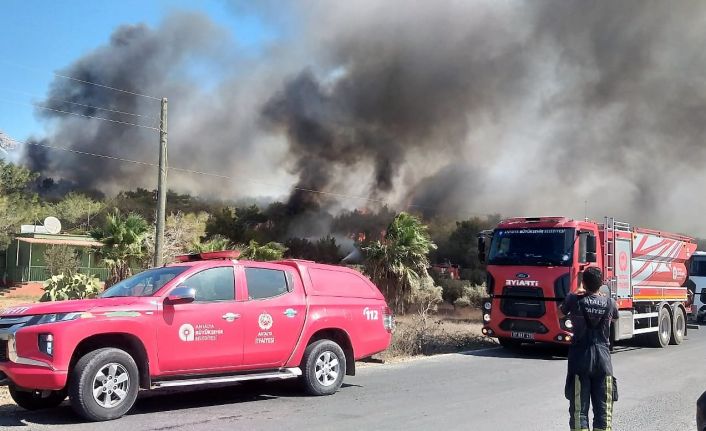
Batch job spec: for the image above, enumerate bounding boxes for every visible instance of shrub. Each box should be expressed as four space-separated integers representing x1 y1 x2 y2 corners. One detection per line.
388 315 442 356
44 245 80 276
463 284 487 307
439 278 471 303
41 273 101 302
409 275 443 316
454 296 471 308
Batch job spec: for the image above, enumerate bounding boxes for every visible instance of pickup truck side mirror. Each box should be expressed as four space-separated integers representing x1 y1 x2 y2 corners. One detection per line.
165 286 196 305
477 236 486 264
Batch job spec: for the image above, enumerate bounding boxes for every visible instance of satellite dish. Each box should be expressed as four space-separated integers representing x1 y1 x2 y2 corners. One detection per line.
43 217 62 234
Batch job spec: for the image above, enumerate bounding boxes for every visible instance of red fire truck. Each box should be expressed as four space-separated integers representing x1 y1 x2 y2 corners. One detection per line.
477 216 696 349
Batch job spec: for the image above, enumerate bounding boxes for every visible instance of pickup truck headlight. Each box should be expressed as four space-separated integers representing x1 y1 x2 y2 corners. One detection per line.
32 313 82 325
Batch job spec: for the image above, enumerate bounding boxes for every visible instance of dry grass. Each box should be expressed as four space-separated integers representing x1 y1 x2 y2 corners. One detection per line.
382 307 495 360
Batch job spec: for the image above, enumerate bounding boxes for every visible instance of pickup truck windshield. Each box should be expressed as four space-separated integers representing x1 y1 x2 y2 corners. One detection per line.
101 266 188 298
488 228 575 267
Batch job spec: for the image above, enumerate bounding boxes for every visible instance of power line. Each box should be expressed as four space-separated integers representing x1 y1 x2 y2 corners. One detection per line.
21 139 156 167
8 137 491 218
0 88 159 121
0 98 160 131
0 60 162 101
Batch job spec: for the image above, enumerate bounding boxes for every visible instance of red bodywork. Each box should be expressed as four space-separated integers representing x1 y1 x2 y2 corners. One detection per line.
0 259 391 390
482 216 696 345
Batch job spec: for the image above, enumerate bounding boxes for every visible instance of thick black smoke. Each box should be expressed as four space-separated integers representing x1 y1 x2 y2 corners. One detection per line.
22 1 706 235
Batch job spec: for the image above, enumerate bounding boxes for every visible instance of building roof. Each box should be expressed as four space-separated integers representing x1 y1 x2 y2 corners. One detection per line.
16 235 103 247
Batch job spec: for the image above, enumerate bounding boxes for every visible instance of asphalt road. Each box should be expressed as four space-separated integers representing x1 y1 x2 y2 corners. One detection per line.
2 329 704 431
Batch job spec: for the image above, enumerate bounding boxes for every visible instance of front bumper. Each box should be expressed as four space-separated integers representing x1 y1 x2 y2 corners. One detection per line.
482 325 573 344
0 362 67 390
0 322 66 390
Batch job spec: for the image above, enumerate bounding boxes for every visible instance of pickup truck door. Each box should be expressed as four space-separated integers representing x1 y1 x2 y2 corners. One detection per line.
239 264 307 368
156 265 244 373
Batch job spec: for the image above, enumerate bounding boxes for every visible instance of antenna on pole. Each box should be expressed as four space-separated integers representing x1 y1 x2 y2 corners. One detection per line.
584 200 588 221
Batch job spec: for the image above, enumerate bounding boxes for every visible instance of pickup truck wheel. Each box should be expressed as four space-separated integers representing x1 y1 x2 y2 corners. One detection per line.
9 385 66 410
301 340 346 396
69 348 139 421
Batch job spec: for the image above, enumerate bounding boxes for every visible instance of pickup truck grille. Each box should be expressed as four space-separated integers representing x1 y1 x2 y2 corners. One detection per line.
0 340 7 362
500 286 546 318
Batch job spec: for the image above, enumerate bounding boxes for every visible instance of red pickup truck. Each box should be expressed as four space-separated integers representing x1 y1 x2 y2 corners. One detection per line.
0 251 393 421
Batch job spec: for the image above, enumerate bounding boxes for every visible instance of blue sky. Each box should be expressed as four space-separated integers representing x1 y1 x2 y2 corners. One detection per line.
0 0 276 144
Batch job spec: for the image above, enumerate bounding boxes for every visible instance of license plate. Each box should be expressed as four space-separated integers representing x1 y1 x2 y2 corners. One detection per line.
511 331 535 340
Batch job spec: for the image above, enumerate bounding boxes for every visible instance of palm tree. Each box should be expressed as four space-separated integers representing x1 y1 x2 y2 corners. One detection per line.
191 235 233 253
92 211 148 287
362 212 437 314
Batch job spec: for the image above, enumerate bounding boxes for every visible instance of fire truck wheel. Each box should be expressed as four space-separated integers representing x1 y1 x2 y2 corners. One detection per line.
301 339 346 396
69 347 140 421
670 307 686 345
649 307 672 348
8 385 67 410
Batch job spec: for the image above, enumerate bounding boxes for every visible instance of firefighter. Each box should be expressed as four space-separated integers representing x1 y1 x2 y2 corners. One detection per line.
558 267 619 431
697 390 706 431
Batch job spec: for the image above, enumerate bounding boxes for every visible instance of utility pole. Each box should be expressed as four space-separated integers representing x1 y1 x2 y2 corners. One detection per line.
154 98 168 267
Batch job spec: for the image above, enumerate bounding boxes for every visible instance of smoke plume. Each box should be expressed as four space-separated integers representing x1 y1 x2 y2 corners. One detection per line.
22 1 706 236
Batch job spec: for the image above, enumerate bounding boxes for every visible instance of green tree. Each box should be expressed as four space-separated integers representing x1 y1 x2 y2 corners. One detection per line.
432 215 501 284
145 212 209 264
51 192 104 231
363 212 438 314
44 245 80 276
0 161 47 248
91 211 148 287
240 240 287 261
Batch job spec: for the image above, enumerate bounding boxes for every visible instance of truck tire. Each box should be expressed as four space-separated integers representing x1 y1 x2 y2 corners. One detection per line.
301 339 346 396
670 306 686 345
69 348 139 421
9 385 66 410
649 307 672 348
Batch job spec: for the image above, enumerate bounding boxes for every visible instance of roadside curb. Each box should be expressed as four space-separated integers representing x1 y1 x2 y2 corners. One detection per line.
357 344 502 369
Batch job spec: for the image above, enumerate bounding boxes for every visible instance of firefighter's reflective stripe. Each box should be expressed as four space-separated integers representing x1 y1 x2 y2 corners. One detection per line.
573 375 585 431
593 376 613 431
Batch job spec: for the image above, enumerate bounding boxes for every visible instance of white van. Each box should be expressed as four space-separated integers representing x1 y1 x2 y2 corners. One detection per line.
689 251 706 323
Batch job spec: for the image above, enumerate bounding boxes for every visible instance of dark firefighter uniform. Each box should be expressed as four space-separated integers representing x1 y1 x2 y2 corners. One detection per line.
560 292 619 431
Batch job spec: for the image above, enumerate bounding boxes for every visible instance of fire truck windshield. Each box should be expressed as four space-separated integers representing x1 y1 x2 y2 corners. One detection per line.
487 228 575 267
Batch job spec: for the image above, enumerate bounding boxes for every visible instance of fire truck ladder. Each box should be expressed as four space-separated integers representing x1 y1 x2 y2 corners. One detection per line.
603 217 631 295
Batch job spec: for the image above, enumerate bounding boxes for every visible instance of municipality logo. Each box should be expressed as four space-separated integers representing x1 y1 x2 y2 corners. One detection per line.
179 323 195 342
258 313 273 330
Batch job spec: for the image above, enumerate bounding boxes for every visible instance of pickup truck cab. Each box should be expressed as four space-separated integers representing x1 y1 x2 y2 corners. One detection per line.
0 251 393 421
